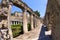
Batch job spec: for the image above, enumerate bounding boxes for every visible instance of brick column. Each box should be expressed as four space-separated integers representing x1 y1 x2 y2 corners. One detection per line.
23 9 28 33
7 2 13 40
30 14 34 30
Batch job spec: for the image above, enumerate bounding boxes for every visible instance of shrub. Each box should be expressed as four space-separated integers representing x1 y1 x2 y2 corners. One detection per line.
11 24 23 38
11 23 31 37
27 23 31 31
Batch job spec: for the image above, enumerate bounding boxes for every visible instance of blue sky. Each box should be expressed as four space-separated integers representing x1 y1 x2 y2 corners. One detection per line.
22 0 48 17
0 0 48 18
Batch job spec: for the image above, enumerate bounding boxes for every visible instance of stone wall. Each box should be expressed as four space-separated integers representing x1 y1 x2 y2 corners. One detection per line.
44 0 60 40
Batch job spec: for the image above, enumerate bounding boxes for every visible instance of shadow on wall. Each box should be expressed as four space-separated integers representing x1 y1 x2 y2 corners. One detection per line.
38 25 52 40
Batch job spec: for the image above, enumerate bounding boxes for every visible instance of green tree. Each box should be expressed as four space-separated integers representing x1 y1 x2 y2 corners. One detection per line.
34 11 40 17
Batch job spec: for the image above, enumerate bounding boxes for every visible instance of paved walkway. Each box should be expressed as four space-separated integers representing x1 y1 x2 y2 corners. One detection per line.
14 24 42 40
38 25 52 40
14 24 52 40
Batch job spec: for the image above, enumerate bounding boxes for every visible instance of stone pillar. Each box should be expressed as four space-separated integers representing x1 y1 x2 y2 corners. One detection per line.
14 21 16 25
14 21 15 25
35 17 37 28
11 21 12 25
15 21 16 24
7 2 13 40
36 17 40 27
16 21 17 25
30 14 34 30
36 18 38 27
38 18 40 27
17 21 18 24
33 16 36 28
18 21 19 24
23 9 28 33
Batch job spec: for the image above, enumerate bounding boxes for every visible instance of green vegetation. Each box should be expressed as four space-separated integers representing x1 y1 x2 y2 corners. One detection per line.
11 23 31 38
11 24 23 38
0 15 3 18
28 23 31 31
11 13 14 16
34 11 40 17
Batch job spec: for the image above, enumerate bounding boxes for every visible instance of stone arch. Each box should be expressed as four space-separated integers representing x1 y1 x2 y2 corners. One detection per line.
9 0 39 32
0 0 41 40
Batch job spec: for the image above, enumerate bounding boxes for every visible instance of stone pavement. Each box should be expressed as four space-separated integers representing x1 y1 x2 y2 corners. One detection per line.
38 25 52 40
14 24 42 40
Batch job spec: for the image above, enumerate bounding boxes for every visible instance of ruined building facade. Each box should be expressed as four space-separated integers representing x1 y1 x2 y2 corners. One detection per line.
0 11 30 28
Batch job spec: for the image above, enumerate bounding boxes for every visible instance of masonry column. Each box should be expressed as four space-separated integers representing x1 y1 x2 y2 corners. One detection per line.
14 21 15 25
16 21 17 25
23 9 28 33
36 18 38 27
35 17 37 28
33 16 36 28
30 14 34 30
8 2 13 40
38 18 40 27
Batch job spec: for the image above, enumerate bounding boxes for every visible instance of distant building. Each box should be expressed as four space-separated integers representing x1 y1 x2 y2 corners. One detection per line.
10 12 23 25
0 11 30 28
11 12 30 25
